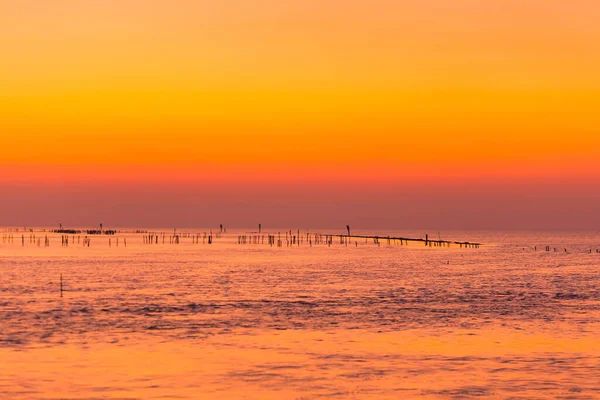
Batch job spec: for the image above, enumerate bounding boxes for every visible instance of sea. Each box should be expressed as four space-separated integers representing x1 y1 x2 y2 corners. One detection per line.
1 229 599 399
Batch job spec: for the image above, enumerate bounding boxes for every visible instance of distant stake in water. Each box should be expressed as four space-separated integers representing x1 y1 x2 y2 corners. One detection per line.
60 273 63 297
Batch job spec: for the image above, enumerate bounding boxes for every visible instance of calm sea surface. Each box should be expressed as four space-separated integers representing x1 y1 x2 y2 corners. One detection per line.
1 229 599 399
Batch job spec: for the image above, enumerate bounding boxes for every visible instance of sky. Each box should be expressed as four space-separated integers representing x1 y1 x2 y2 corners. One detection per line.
1 0 599 229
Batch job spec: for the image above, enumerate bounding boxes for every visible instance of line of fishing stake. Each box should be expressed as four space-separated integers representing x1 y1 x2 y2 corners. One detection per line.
236 230 482 248
141 231 219 245
4 229 600 254
2 231 224 248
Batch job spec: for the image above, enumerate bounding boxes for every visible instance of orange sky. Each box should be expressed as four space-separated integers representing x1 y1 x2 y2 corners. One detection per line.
1 1 599 228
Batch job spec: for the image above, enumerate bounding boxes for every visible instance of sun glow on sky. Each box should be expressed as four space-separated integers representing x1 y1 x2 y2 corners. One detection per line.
1 1 599 228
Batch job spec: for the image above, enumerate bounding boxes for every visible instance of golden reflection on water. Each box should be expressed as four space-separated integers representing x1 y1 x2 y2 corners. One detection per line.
3 327 599 399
